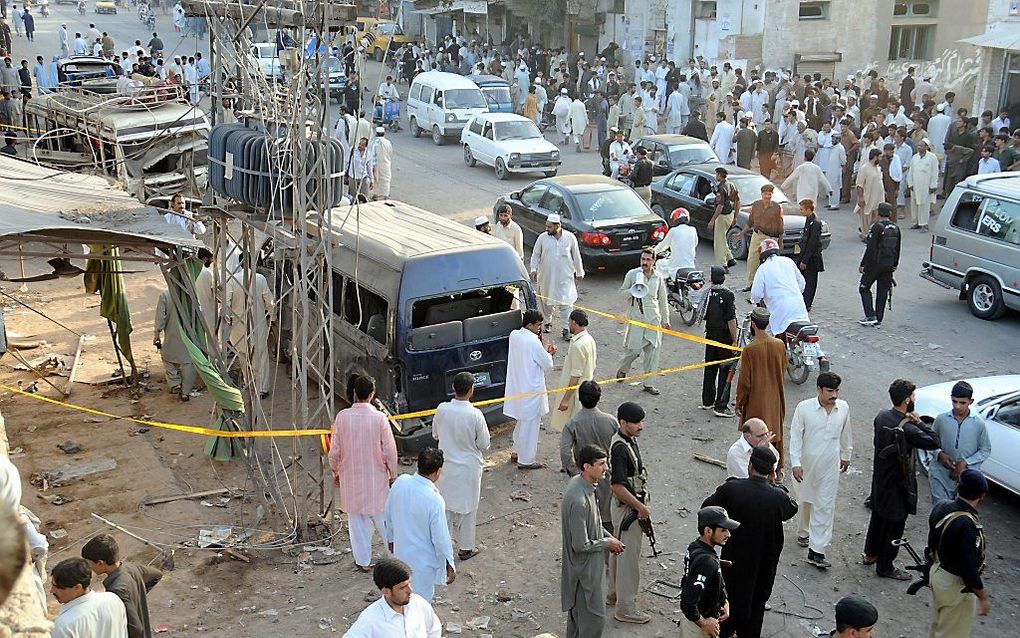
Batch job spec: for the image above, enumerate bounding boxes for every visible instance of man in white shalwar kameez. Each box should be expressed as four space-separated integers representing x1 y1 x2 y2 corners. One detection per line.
568 97 589 151
782 149 832 205
710 114 735 164
814 126 834 171
906 139 939 230
750 241 810 336
384 450 456 602
369 127 393 200
225 268 276 396
665 89 689 134
789 372 852 568
434 373 490 560
615 250 669 396
530 215 585 339
823 133 847 209
552 88 572 145
503 310 556 468
194 249 217 344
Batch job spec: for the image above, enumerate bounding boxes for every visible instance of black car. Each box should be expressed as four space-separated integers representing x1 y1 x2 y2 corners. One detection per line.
495 175 668 269
649 163 831 260
632 134 719 176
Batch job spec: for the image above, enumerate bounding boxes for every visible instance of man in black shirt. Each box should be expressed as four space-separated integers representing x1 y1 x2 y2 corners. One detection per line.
862 378 940 580
345 72 362 116
682 111 709 142
797 198 825 311
699 266 737 417
607 401 651 624
630 146 654 205
858 202 900 327
927 469 990 636
679 506 738 638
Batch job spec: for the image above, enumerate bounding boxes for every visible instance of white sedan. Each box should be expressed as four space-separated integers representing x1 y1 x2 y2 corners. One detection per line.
914 375 1020 496
461 113 561 180
250 43 284 81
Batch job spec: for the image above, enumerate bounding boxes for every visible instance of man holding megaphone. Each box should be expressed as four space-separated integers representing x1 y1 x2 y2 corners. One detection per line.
615 249 670 395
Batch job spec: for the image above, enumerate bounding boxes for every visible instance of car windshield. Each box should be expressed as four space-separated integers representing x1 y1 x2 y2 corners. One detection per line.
377 23 403 36
667 144 717 167
327 57 342 72
730 176 790 205
481 86 512 106
443 88 487 109
574 188 648 221
254 44 275 60
494 120 542 141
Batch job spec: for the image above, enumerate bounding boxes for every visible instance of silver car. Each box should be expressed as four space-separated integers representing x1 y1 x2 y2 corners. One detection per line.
921 172 1020 320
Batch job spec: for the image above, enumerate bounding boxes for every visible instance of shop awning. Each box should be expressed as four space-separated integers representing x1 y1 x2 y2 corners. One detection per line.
959 27 1020 52
414 0 489 15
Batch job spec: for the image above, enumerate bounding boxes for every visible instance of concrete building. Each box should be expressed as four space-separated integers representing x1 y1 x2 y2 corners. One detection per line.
962 0 1020 120
760 0 988 106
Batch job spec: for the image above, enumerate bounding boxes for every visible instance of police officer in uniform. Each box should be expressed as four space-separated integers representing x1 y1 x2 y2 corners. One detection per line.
679 506 739 637
927 468 990 637
607 401 651 624
699 266 738 417
831 595 879 637
858 202 901 327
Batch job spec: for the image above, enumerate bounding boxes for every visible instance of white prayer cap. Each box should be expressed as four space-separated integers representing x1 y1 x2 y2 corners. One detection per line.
649 55 656 62
726 92 734 97
936 103 946 112
560 87 568 94
790 100 800 106
474 216 490 227
375 126 385 134
847 75 854 81
921 138 932 147
781 74 790 81
548 214 562 224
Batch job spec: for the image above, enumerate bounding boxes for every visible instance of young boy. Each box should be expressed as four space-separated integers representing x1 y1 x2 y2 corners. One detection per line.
81 534 163 638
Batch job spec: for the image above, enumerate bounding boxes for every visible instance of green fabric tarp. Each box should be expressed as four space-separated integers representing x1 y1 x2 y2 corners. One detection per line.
84 246 135 371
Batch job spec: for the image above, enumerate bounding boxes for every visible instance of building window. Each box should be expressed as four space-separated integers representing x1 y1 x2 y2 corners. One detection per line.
610 0 625 13
893 1 937 18
799 1 830 20
889 24 935 60
696 1 717 19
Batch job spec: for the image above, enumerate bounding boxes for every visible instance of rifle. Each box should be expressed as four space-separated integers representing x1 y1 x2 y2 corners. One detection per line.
620 509 660 557
892 538 930 595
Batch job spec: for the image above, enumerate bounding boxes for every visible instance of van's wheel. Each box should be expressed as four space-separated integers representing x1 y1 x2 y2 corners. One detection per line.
967 275 1007 320
726 226 749 261
410 117 422 138
463 145 477 167
432 126 445 145
543 170 558 177
495 158 508 180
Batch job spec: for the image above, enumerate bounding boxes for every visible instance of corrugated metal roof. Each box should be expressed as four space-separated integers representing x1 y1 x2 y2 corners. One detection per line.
0 155 203 248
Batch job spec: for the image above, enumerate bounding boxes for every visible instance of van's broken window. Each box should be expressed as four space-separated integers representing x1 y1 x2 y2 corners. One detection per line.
408 284 524 351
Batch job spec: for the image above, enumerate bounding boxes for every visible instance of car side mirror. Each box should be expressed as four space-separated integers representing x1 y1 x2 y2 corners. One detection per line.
657 159 670 168
510 191 520 200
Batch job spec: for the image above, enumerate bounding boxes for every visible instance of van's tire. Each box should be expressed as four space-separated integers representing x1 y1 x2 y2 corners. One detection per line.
410 117 422 138
543 170 558 177
967 275 1007 320
374 48 384 62
727 226 749 261
432 126 445 145
495 158 508 180
464 145 477 167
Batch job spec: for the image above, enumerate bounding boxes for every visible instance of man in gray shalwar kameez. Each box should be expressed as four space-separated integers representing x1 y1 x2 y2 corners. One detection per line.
561 444 625 638
615 249 670 395
154 290 195 400
560 381 619 532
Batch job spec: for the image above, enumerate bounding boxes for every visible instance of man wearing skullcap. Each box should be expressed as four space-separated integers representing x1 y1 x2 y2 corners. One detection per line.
926 469 990 637
735 307 788 465
833 595 878 636
473 216 491 234
703 446 798 638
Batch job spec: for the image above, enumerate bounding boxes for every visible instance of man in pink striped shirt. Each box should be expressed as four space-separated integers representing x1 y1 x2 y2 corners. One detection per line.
329 375 399 572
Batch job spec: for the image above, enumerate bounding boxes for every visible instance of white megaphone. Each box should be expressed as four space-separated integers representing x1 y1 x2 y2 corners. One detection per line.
629 270 649 299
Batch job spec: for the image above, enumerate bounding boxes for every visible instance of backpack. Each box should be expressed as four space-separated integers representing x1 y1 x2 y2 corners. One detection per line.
876 220 900 267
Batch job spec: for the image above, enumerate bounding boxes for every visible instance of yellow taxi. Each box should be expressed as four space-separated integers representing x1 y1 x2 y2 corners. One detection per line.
354 18 415 62
94 0 117 14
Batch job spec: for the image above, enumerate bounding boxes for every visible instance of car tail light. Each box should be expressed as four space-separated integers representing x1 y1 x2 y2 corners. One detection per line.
581 231 611 246
651 224 667 241
804 335 820 343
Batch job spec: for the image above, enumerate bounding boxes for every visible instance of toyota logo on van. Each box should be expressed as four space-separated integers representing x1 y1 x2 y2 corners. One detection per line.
468 350 482 361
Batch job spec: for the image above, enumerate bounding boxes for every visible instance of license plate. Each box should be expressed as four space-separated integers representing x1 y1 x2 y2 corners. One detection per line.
801 343 820 358
472 371 491 387
623 234 640 242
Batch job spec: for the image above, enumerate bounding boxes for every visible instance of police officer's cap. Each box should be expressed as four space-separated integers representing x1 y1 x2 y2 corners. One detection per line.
877 202 893 218
957 468 988 499
698 505 740 530
617 401 645 423
835 595 878 629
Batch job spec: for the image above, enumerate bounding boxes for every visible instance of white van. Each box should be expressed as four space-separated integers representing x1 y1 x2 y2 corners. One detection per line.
407 71 489 145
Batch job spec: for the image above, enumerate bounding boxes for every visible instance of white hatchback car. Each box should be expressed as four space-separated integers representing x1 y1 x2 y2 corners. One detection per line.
461 113 561 180
914 374 1020 496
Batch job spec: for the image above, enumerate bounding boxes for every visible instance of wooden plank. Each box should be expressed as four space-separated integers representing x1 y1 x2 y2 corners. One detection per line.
64 335 85 397
142 487 237 506
693 453 727 469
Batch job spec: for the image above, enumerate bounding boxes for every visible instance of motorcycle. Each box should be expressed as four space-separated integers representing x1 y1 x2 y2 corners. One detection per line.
372 96 401 132
779 321 830 385
77 0 86 14
39 0 49 16
659 262 705 326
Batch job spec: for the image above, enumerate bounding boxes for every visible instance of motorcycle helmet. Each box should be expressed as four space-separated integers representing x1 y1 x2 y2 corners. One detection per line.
758 238 781 264
670 207 691 225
